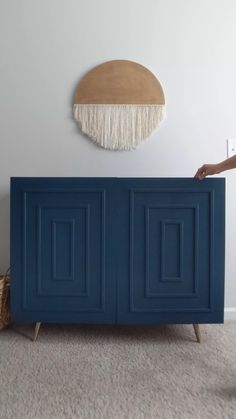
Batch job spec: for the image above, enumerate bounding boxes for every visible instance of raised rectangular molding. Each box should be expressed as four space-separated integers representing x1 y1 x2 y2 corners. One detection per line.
22 189 106 312
36 204 90 297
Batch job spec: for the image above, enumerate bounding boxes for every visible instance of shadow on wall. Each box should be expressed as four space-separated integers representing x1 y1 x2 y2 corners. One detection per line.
0 193 10 273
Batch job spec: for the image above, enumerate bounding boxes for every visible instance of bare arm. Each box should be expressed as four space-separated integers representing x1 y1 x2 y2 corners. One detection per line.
217 154 236 172
195 154 236 180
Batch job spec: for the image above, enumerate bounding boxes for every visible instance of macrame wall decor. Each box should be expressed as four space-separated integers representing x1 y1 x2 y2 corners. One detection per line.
73 60 166 150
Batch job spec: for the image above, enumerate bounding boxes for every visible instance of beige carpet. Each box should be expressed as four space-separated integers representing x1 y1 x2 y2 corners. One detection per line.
0 321 236 419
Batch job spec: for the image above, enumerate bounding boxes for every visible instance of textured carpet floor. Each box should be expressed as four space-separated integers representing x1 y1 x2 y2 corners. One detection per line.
0 321 236 419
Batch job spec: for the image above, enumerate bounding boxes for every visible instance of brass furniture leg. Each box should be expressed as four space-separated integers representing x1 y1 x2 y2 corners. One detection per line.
193 324 201 343
33 322 41 342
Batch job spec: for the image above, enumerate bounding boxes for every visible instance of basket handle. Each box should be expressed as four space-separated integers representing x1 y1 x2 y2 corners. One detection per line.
4 267 10 285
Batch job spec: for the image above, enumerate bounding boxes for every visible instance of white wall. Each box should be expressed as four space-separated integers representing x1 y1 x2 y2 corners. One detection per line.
1 0 236 314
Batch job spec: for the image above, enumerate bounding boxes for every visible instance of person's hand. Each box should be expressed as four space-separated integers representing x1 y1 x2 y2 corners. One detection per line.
194 164 220 180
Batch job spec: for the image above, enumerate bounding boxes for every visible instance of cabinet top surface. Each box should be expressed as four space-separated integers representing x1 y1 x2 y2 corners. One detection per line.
10 176 225 181
10 177 225 193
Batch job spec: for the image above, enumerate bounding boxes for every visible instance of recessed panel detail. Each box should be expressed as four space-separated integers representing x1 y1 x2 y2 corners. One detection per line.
52 219 75 281
160 220 183 282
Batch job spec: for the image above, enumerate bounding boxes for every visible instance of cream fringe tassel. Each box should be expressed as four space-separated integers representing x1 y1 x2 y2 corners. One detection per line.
73 104 166 150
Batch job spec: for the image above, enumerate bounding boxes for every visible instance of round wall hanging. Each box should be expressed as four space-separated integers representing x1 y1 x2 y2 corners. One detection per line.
73 60 166 150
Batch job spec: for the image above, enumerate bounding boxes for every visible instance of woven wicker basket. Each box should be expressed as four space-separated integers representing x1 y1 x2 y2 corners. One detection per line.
0 269 10 330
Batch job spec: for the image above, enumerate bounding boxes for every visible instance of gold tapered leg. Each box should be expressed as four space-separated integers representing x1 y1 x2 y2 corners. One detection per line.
33 322 41 342
193 324 201 343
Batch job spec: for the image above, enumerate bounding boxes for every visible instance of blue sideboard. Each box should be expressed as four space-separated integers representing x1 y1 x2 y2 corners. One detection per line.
10 178 225 336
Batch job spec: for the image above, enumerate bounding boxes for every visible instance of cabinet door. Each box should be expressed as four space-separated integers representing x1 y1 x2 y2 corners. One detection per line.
117 178 225 324
11 178 116 323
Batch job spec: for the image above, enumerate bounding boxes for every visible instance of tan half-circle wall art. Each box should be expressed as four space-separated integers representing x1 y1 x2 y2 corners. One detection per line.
73 60 166 150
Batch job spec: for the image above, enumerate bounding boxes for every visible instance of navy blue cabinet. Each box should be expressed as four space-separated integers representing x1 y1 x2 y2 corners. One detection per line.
11 178 225 325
